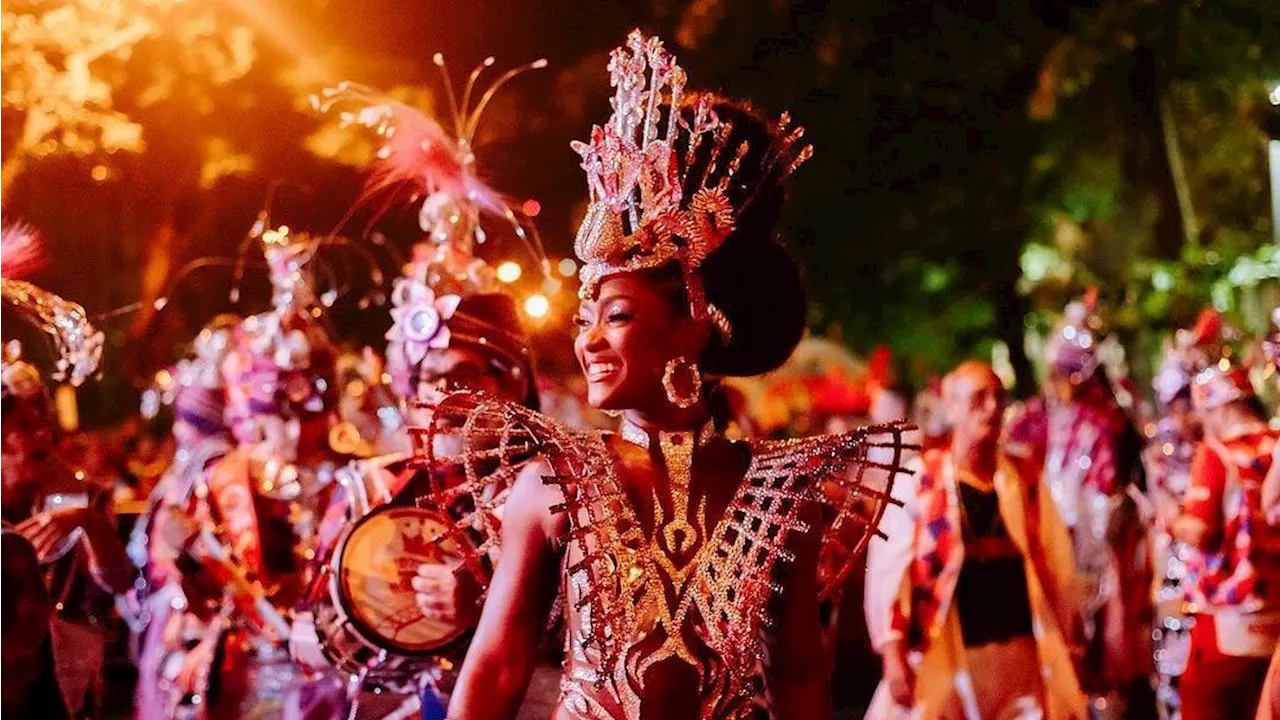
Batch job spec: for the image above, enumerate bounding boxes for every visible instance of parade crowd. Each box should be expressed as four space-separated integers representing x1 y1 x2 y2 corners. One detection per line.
2 28 1279 720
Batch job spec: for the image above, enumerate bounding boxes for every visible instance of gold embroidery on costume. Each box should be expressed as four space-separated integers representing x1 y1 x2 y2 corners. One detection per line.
403 392 564 591
410 391 913 719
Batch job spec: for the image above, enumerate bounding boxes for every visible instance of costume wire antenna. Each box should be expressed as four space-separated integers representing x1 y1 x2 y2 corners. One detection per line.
432 52 466 140
460 56 497 139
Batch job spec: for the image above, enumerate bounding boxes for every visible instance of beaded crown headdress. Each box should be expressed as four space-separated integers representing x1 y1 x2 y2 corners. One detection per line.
1045 292 1106 382
223 223 338 422
571 30 811 340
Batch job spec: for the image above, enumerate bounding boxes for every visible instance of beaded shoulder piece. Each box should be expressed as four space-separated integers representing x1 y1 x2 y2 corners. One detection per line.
405 391 914 717
551 424 914 718
760 424 915 604
402 390 594 593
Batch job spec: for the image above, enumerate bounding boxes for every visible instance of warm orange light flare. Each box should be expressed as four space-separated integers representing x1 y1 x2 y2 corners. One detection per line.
524 294 549 319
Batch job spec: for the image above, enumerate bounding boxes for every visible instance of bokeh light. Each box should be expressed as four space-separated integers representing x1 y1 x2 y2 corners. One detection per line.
524 293 549 318
496 261 523 283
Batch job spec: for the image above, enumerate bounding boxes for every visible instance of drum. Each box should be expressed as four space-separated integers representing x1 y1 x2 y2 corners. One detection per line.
306 504 477 693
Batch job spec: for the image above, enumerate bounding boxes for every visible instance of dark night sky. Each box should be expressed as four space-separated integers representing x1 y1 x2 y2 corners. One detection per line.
11 0 1272 423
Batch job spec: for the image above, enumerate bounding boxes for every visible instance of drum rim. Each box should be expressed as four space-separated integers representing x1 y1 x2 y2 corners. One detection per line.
334 503 474 656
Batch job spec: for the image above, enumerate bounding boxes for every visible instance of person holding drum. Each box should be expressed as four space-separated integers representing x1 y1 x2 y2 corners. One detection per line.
294 64 552 718
416 30 913 719
291 240 547 718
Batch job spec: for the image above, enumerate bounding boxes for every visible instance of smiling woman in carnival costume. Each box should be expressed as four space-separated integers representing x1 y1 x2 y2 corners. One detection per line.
405 30 914 720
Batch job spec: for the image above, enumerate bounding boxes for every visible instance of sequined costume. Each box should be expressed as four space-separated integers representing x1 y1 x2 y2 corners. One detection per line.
1178 357 1280 720
0 221 127 712
1 224 130 718
131 223 354 720
130 317 238 720
1143 311 1219 719
410 390 911 719
1005 299 1154 717
290 56 550 717
435 29 907 719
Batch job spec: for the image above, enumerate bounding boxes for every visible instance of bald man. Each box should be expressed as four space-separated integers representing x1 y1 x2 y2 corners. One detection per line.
866 361 1086 720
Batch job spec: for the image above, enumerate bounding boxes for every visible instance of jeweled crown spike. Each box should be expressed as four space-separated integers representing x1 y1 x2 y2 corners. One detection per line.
570 30 812 339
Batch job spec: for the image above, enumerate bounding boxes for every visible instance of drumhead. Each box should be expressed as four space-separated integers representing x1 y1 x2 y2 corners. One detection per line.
336 505 472 654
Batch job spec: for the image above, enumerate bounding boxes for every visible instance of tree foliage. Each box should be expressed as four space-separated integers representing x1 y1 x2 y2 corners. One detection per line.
2 0 1275 422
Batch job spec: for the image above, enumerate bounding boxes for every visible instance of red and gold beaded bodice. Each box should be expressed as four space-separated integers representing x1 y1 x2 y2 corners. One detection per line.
413 391 911 720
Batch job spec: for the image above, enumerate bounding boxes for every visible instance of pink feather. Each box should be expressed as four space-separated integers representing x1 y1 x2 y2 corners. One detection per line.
1 222 45 280
324 85 506 220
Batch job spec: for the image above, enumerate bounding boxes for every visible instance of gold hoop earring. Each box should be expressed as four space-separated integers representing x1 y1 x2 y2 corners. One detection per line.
663 356 702 409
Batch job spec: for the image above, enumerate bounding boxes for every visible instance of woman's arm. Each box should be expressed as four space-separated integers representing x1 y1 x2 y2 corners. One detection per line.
767 502 832 720
1261 445 1280 524
447 461 561 719
1174 444 1225 549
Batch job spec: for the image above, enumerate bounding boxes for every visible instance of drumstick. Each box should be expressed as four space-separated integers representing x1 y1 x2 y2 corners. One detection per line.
194 528 292 640
384 693 423 720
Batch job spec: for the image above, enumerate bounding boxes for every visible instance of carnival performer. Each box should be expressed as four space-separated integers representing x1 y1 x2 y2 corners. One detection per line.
1144 310 1220 718
2 520 66 718
1 225 134 719
865 361 1085 719
1174 351 1280 720
143 222 352 719
1258 306 1280 720
130 315 239 720
1005 296 1155 719
425 30 911 720
289 241 545 719
385 242 542 624
288 62 551 719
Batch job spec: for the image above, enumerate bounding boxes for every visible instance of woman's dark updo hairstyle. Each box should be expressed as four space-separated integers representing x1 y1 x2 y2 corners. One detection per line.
646 90 806 378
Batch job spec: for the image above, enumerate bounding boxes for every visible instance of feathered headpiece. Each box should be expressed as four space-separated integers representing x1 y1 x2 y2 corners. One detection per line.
312 53 551 292
571 30 812 339
1045 291 1105 382
223 224 338 428
1153 309 1223 407
315 57 547 402
1 223 103 392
